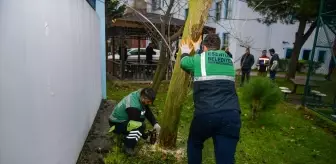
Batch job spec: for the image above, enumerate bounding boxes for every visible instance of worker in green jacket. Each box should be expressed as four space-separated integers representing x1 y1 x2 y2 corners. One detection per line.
180 34 241 164
108 88 161 156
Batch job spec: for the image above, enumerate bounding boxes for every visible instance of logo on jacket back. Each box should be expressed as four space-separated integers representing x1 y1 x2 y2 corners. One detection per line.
207 51 233 65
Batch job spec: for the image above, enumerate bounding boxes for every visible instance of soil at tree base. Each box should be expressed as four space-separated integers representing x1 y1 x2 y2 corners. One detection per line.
76 100 116 164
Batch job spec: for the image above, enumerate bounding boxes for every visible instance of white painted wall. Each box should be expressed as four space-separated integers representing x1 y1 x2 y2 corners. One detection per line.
0 0 102 164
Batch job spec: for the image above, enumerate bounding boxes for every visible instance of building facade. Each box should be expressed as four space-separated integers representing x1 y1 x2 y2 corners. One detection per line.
126 0 331 74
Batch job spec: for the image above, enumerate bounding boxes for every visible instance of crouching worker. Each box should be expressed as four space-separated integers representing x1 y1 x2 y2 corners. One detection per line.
108 88 161 156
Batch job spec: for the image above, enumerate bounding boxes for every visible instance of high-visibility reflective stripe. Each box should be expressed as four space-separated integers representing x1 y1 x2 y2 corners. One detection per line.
126 95 131 108
141 110 146 115
128 133 141 139
129 130 142 136
126 136 139 141
194 75 235 82
200 52 207 76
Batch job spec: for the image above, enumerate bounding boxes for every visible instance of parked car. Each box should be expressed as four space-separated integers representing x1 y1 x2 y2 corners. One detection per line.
108 48 160 62
108 48 176 63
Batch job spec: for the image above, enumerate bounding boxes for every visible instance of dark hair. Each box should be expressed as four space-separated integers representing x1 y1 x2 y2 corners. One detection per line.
262 49 267 52
140 88 156 102
269 48 275 53
203 34 221 50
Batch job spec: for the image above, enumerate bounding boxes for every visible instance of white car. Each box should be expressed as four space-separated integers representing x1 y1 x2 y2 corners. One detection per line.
108 48 160 62
108 48 176 63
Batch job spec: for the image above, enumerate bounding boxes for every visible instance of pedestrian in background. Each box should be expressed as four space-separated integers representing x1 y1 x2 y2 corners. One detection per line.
240 47 255 86
257 50 270 77
269 48 280 81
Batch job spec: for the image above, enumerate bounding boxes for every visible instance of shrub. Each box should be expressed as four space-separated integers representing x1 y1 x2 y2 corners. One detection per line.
240 77 283 120
278 59 289 72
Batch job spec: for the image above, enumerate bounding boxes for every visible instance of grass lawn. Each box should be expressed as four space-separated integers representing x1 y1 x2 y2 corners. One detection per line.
104 80 336 164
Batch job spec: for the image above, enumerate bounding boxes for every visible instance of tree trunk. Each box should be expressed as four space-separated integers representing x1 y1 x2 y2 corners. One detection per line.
151 0 175 91
152 47 169 92
286 19 317 79
158 0 213 149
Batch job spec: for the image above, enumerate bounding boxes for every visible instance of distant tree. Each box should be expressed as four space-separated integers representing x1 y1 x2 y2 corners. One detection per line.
105 0 126 61
246 0 320 78
106 0 126 21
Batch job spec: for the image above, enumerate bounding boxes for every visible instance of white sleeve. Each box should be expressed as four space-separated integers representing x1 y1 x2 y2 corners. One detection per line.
271 61 278 71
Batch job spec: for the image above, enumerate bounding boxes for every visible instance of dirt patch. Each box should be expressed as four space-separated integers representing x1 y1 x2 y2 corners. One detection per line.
76 100 116 164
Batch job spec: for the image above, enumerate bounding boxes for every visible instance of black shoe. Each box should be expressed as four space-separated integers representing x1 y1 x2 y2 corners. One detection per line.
123 147 135 156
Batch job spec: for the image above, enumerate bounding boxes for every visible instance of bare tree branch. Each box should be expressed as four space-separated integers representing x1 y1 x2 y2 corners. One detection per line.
169 25 184 41
164 0 176 18
303 21 317 42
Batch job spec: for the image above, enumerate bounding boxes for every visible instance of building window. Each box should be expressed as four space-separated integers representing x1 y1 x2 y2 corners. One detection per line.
215 2 221 21
152 0 161 11
224 0 232 19
302 49 311 60
222 33 229 49
185 8 189 19
318 50 326 63
162 0 166 8
285 48 293 59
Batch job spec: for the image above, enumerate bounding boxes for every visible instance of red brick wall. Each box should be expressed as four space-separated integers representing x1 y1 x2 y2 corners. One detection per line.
130 39 147 48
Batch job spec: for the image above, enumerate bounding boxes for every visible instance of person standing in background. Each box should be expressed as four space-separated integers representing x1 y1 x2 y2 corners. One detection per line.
118 41 128 62
240 47 255 86
222 47 233 58
146 43 156 64
269 48 279 81
225 47 233 58
257 50 270 77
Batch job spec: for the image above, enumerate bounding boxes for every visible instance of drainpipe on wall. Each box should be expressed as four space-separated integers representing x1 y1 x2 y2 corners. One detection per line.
96 0 107 99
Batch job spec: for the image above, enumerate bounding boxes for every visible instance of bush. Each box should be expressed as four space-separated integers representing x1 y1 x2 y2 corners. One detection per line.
240 77 283 120
296 60 308 73
278 59 289 72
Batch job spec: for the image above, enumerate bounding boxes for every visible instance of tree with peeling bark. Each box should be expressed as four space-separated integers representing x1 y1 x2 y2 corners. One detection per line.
246 0 320 79
158 0 213 148
150 0 185 92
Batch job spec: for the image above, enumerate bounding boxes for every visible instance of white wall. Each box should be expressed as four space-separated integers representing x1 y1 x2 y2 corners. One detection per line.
0 0 102 164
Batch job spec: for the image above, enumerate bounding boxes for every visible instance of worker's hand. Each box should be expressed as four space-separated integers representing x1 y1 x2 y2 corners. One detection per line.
180 40 192 54
191 36 202 51
153 123 161 134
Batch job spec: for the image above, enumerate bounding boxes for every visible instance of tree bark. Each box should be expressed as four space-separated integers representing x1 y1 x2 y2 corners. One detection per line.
158 0 213 149
286 20 317 79
152 27 184 92
152 47 169 91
